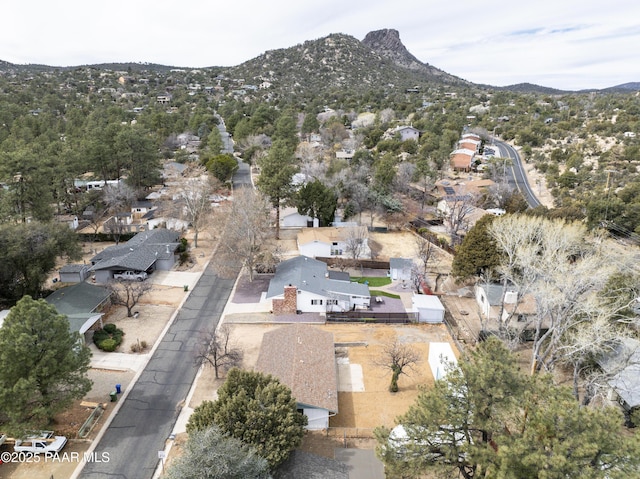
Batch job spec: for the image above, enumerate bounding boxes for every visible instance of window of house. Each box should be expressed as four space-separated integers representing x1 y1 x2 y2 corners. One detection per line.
327 299 338 305
311 299 323 305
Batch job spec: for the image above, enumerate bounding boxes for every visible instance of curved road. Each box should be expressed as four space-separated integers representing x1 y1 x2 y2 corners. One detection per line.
493 139 541 208
79 127 248 479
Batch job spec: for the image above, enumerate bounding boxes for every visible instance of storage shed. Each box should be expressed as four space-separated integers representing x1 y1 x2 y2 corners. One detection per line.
412 294 445 323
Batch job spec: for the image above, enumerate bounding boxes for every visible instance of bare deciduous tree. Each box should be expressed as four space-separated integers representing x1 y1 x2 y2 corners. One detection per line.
108 280 152 317
195 324 243 379
440 191 480 247
102 183 137 244
215 187 274 281
166 168 220 248
415 234 437 278
488 215 627 379
344 225 369 260
373 339 420 392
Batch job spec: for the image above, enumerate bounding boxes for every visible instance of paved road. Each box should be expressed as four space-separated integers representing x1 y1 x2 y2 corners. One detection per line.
79 265 235 479
493 139 541 208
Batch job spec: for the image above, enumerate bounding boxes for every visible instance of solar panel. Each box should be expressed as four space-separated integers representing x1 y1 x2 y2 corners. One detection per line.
443 186 456 195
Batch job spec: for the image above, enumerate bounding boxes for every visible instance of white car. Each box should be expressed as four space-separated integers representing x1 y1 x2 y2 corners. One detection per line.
113 270 148 281
14 431 67 454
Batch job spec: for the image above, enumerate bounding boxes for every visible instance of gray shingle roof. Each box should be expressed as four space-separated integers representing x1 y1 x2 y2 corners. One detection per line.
59 263 88 273
390 257 413 270
597 338 640 409
89 228 180 272
45 282 111 316
266 256 369 299
256 324 338 413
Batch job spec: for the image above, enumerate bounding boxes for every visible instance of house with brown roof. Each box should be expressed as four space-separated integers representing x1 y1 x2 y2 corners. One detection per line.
449 148 476 172
255 324 338 430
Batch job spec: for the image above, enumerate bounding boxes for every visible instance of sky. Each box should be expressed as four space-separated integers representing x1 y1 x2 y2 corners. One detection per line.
2 0 638 91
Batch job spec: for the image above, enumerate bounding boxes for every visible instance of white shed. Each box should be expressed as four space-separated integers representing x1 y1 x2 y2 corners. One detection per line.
412 294 445 323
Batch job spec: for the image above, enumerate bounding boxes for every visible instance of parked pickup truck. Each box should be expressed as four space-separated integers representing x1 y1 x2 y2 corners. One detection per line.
113 270 148 281
14 431 67 454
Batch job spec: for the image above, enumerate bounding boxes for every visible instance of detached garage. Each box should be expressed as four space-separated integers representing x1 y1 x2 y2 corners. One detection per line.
412 294 445 323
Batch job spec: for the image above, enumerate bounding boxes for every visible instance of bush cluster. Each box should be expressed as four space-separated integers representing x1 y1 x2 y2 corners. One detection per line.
93 323 125 352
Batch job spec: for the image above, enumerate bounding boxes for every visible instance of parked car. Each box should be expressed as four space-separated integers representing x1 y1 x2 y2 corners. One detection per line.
113 270 148 281
14 431 67 454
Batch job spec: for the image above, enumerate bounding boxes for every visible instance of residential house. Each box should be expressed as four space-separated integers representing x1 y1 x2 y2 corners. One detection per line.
297 227 371 260
89 228 180 283
393 125 420 142
449 148 476 172
45 282 112 342
255 323 338 429
596 338 640 417
131 200 154 219
280 206 318 229
475 283 538 337
266 256 370 314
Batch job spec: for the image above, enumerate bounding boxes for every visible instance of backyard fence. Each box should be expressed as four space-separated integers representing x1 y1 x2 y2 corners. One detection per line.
326 311 418 323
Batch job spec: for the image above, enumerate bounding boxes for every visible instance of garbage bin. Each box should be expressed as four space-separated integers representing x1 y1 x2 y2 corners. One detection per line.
184 285 189 292
115 384 122 394
110 391 117 402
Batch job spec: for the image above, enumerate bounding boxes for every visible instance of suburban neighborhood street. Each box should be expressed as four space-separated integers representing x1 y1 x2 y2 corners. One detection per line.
78 264 235 479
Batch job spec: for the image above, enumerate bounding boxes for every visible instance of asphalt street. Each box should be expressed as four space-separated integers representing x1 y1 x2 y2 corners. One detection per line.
79 264 235 479
79 114 246 479
493 139 541 208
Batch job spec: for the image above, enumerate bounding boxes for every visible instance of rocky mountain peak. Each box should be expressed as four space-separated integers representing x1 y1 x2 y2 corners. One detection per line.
362 29 423 70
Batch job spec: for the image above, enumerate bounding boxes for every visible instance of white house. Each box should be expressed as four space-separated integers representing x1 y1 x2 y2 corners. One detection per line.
280 206 318 228
412 294 445 324
266 256 370 314
256 324 338 430
393 125 420 142
297 227 371 259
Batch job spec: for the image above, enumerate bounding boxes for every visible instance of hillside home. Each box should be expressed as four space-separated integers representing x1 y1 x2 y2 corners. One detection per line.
255 324 338 429
449 148 476 172
392 125 420 142
266 256 370 314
